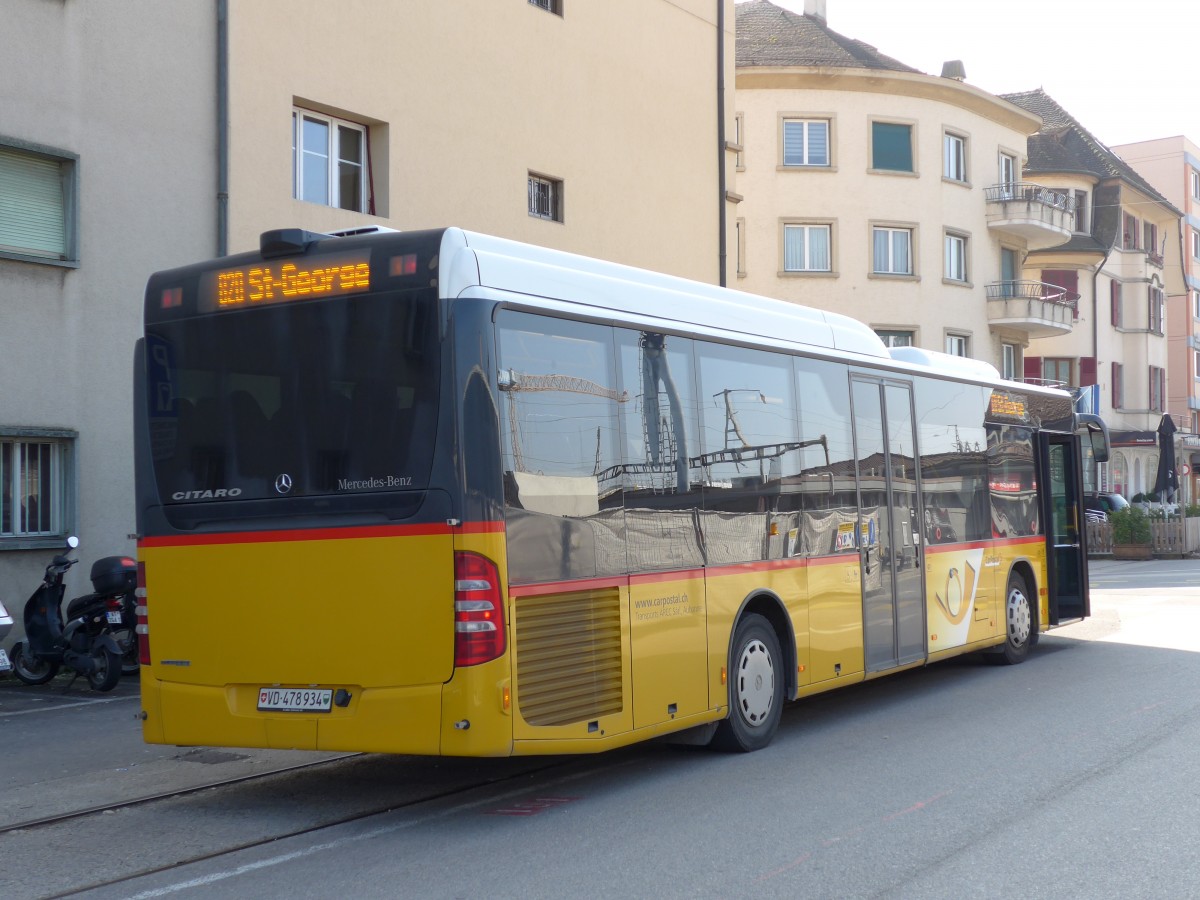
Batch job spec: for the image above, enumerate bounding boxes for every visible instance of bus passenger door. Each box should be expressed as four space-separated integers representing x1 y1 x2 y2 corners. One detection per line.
851 377 925 671
1040 432 1089 623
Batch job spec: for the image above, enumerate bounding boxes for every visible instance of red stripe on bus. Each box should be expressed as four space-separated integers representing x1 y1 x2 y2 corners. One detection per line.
138 520 503 548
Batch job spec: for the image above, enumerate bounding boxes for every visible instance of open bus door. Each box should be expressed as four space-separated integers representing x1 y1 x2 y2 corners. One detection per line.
1039 432 1089 624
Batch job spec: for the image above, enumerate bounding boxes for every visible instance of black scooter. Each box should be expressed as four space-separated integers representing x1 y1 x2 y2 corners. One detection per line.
9 537 125 692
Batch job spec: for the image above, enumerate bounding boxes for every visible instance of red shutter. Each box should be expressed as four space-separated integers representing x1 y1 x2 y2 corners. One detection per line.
1110 280 1121 326
1079 357 1097 386
1024 356 1043 383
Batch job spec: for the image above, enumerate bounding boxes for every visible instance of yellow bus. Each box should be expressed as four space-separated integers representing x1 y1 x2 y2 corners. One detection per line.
133 227 1108 755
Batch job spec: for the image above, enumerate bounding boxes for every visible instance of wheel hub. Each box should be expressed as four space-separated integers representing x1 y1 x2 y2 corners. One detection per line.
737 639 775 725
1007 587 1031 646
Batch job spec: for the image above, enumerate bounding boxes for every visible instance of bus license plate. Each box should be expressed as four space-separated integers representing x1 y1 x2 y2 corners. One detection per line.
0 649 10 672
257 688 333 713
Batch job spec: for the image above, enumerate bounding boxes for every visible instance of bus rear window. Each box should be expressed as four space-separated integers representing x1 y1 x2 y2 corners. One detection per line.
144 290 438 506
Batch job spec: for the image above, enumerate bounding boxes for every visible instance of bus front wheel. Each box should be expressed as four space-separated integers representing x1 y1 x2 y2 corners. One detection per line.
711 613 783 752
988 572 1033 666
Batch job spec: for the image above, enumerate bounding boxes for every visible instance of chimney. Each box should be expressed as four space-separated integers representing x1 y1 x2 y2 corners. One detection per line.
804 0 827 23
940 60 967 82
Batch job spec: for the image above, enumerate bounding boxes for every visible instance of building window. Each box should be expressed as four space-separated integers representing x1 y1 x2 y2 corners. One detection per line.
1074 190 1089 233
1111 451 1128 497
1149 284 1165 334
945 334 968 357
944 233 968 282
1193 349 1200 381
876 330 914 348
1112 362 1124 409
783 223 831 272
1123 213 1140 250
782 119 829 167
735 217 746 277
871 122 913 173
528 173 563 221
292 109 370 212
1044 358 1072 387
732 113 744 170
1192 228 1200 260
1002 343 1019 380
998 152 1018 190
872 226 912 275
1193 289 1200 320
1144 221 1160 259
1192 168 1200 201
1 434 74 542
529 0 562 13
1150 365 1165 411
0 141 78 264
943 133 967 182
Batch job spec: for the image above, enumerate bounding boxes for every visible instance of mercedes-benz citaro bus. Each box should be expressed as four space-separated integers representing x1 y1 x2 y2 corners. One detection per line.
133 226 1109 756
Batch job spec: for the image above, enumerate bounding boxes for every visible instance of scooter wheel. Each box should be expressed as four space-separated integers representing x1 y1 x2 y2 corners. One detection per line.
110 624 140 676
86 645 122 692
10 642 61 685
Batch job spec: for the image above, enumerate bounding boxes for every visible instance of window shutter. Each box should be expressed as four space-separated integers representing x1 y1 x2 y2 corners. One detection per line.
1112 362 1123 409
1110 280 1122 326
0 147 66 258
1023 356 1043 382
1079 357 1097 386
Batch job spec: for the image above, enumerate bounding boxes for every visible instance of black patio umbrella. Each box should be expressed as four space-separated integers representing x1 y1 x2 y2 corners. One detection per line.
1153 413 1178 502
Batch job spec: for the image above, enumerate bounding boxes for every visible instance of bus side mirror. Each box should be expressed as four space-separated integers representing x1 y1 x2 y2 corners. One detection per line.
1076 413 1110 464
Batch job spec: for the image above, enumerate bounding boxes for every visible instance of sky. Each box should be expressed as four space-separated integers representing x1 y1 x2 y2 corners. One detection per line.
767 0 1199 149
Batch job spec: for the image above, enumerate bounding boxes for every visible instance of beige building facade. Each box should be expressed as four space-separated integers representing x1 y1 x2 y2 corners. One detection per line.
1 1 216 612
1003 92 1183 501
1112 135 1200 501
1 0 735 641
733 1 1072 380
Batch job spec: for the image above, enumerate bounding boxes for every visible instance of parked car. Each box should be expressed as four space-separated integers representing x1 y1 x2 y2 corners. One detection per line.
1084 492 1129 523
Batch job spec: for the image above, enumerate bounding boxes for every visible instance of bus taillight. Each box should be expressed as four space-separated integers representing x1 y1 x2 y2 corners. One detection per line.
136 561 151 666
453 552 505 667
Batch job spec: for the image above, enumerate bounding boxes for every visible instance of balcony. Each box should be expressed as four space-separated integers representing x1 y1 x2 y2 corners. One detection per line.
984 183 1075 249
986 280 1079 337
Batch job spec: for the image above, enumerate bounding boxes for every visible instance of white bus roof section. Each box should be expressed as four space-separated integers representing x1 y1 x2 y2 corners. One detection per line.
889 346 1003 382
438 228 891 360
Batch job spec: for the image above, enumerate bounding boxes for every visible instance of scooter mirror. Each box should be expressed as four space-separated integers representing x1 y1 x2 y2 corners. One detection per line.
66 535 80 549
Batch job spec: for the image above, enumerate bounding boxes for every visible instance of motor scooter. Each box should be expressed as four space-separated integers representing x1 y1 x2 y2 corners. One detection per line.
0 595 13 673
94 554 139 675
9 537 124 692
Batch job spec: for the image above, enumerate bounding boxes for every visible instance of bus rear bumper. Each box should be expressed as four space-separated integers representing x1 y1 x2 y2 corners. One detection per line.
139 675 497 755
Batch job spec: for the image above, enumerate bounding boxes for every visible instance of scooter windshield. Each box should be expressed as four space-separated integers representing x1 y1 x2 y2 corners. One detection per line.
144 288 440 510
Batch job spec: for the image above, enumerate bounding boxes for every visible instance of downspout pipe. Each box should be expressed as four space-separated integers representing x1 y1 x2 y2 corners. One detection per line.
716 0 727 287
217 0 229 258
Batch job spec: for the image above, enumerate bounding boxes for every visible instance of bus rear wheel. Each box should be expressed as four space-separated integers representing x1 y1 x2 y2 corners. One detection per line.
988 572 1033 666
711 613 783 752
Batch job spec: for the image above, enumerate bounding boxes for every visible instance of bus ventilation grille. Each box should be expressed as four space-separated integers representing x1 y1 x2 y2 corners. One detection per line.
515 587 623 727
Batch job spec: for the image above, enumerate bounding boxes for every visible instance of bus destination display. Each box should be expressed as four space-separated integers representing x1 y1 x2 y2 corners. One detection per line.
199 252 371 311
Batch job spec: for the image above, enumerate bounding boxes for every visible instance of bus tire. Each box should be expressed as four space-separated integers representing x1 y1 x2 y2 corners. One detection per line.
710 613 783 752
988 571 1033 666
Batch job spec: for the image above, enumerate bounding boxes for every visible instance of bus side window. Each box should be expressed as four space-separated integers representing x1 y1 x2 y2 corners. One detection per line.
794 358 855 557
694 342 796 564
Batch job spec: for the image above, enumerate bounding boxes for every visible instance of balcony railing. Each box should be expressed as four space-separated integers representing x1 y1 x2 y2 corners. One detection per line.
984 183 1076 213
984 183 1076 249
985 280 1080 309
985 281 1079 338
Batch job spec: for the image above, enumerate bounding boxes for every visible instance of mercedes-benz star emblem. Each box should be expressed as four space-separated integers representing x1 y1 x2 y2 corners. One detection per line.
274 473 293 495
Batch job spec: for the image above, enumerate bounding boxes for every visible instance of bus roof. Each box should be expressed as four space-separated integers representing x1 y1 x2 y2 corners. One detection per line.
437 228 893 362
